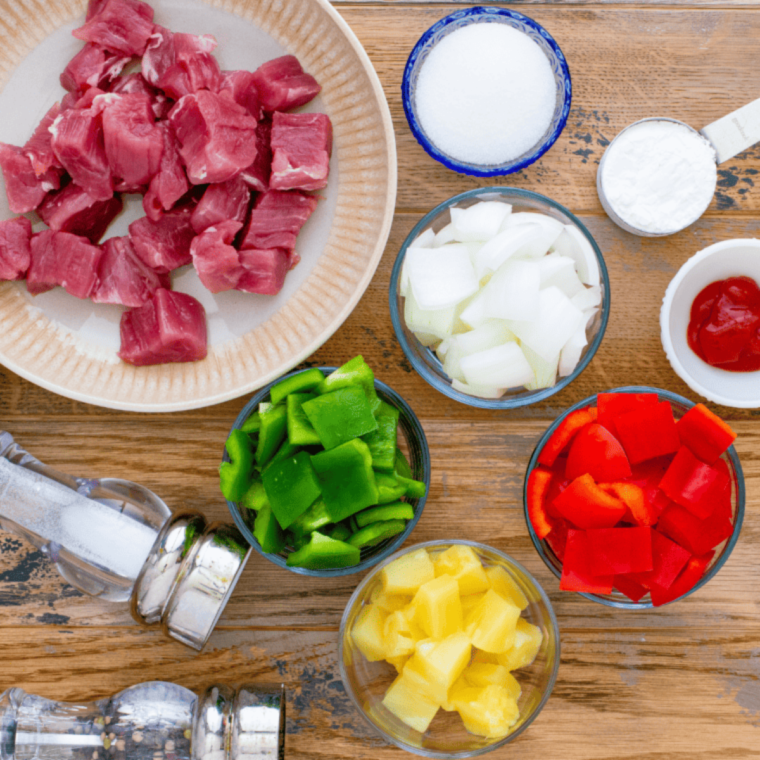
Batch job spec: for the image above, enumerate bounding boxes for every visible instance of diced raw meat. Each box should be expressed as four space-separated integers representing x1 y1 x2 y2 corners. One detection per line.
50 106 113 201
92 235 164 307
86 0 108 21
237 247 289 295
143 122 190 221
61 91 79 111
110 72 171 119
190 220 243 293
118 288 207 366
60 43 130 93
24 103 63 179
0 143 56 213
219 70 262 119
129 201 196 272
72 0 155 57
190 175 249 233
239 190 318 251
251 55 321 112
0 217 32 281
168 90 258 184
143 26 222 100
96 92 163 189
240 118 272 192
270 112 332 191
38 182 123 243
74 86 107 110
27 230 103 298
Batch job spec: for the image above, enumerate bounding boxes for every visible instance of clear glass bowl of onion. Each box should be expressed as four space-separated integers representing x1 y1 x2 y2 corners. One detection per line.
388 187 610 408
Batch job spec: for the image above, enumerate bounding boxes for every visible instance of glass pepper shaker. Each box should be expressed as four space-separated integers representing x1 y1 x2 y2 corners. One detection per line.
0 431 251 650
0 681 285 760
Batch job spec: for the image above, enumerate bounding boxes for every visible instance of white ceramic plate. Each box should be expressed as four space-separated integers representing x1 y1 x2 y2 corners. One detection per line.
0 0 396 411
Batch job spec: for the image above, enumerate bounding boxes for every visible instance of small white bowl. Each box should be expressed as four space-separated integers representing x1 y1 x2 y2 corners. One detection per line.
660 238 760 408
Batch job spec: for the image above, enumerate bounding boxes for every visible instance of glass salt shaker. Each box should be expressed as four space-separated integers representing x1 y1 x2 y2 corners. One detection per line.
0 431 251 650
0 681 285 760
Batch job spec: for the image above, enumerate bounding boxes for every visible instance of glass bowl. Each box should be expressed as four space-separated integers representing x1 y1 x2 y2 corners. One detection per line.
225 367 430 577
402 7 572 176
389 187 610 409
339 540 560 758
523 386 745 608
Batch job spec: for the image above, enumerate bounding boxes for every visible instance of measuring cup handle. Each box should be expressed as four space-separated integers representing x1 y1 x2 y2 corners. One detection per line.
701 95 760 164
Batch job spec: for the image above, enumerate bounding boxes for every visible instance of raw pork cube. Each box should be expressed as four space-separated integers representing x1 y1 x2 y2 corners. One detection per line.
237 247 289 295
270 112 332 191
73 86 107 110
190 220 244 293
92 235 164 307
96 93 163 189
86 0 108 21
169 90 258 184
240 118 272 192
219 70 262 120
143 123 190 220
73 0 155 57
28 230 103 298
239 190 318 251
0 217 32 281
251 55 321 112
0 143 55 213
24 102 63 180
190 175 249 233
119 288 207 366
110 72 171 119
38 182 123 243
50 106 113 201
60 43 130 93
143 26 222 100
129 201 196 272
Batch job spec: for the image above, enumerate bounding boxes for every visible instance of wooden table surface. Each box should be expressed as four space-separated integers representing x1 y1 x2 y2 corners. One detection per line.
2 1 760 759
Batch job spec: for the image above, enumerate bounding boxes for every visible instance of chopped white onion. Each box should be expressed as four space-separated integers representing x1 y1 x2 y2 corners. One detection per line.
459 288 489 330
521 342 559 390
460 341 535 389
571 285 602 311
453 319 515 355
484 258 541 321
412 227 435 249
452 379 507 399
500 212 564 257
434 222 456 247
404 289 458 342
538 254 585 298
552 224 600 287
559 323 589 377
451 202 513 242
473 224 545 279
407 244 479 309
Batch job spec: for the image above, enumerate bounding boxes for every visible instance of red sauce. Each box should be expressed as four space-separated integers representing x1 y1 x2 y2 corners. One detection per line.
687 276 760 372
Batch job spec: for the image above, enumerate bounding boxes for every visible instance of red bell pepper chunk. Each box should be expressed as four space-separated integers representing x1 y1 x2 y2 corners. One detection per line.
614 574 649 603
552 473 627 529
676 403 737 465
659 446 729 520
526 467 554 539
614 401 680 464
597 392 658 437
559 530 614 593
657 502 734 557
601 482 657 526
586 526 654 575
565 423 632 482
545 517 570 562
649 551 714 607
629 531 691 590
537 407 598 467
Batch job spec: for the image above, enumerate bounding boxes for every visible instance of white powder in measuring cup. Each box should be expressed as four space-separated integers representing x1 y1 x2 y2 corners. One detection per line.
599 120 718 235
414 23 557 165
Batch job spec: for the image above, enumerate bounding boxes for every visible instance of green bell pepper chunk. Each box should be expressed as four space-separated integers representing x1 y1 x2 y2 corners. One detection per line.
241 480 269 512
262 450 322 529
289 498 332 539
374 472 407 504
269 439 301 466
348 519 407 549
219 430 255 501
362 400 399 472
326 523 352 542
311 439 379 523
270 368 325 405
286 393 322 446
254 504 286 554
394 447 413 479
286 531 360 569
316 356 381 414
355 501 414 528
302 386 378 450
255 403 288 467
396 474 427 499
241 412 261 435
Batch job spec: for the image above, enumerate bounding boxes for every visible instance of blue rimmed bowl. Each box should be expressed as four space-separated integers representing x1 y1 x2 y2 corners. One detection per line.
402 6 572 176
523 386 745 608
225 367 431 577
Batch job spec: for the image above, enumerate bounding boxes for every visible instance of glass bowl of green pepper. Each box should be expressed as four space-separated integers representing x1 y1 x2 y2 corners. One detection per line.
222 357 431 576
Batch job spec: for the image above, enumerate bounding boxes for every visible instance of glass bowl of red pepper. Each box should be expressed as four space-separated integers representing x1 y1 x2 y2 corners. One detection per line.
223 361 430 576
524 386 744 608
661 238 760 408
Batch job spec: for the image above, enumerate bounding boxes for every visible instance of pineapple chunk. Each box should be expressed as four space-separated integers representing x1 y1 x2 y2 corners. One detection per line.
463 663 521 701
463 589 521 653
401 602 428 642
370 588 412 613
472 648 500 665
434 545 490 595
383 611 416 658
415 632 471 698
387 654 411 673
402 651 446 705
441 675 470 712
382 548 435 595
460 592 486 616
412 574 463 640
351 604 388 662
486 566 529 610
453 685 519 738
498 618 543 671
382 673 440 734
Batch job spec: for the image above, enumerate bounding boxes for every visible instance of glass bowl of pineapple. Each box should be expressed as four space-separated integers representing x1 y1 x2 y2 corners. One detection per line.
338 540 560 757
